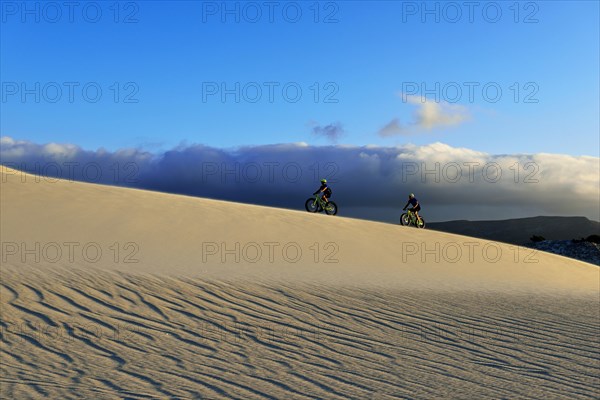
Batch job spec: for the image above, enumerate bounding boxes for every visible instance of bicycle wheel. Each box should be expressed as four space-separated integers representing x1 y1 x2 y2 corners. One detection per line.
324 201 338 215
305 198 319 212
400 213 410 226
417 217 426 229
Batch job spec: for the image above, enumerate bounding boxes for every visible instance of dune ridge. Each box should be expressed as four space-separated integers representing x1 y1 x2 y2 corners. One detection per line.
1 167 597 293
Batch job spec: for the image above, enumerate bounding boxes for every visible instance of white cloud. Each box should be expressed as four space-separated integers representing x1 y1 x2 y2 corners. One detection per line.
407 95 470 130
378 94 471 136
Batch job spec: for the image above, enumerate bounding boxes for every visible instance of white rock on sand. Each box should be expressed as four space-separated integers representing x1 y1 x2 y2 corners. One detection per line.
1 167 598 399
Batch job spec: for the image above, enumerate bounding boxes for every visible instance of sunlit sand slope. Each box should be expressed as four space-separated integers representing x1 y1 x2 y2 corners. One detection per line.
1 167 598 399
1 167 597 293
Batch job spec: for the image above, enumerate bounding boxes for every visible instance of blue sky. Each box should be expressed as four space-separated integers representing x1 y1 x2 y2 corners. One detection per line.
1 0 599 156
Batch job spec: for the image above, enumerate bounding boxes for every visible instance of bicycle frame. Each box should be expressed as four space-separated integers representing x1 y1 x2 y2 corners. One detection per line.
406 209 418 225
313 196 326 209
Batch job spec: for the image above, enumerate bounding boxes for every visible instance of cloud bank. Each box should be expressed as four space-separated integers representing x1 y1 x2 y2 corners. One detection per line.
1 136 598 223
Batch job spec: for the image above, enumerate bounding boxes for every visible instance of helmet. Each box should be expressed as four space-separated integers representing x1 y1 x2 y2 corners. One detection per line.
409 193 415 198
320 179 327 183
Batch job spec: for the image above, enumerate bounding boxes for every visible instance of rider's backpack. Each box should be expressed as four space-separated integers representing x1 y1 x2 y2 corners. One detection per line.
324 187 332 197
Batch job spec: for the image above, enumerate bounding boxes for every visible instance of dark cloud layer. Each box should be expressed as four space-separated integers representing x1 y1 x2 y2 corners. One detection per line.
2 137 598 223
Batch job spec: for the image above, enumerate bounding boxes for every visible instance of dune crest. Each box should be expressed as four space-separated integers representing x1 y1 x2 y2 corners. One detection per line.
1 166 597 293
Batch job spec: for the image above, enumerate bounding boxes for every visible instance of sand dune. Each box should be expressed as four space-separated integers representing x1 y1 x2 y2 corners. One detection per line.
1 167 599 399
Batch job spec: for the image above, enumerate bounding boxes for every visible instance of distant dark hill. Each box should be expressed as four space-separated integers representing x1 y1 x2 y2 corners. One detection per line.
428 216 600 245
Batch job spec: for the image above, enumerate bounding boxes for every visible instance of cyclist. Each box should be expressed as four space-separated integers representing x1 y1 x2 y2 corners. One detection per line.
403 193 422 226
314 179 332 206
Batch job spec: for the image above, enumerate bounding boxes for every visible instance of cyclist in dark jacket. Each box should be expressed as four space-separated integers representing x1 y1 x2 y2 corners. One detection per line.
314 179 332 205
403 193 422 226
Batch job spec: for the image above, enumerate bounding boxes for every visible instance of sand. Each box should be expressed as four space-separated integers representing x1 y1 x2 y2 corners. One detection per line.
1 166 598 399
